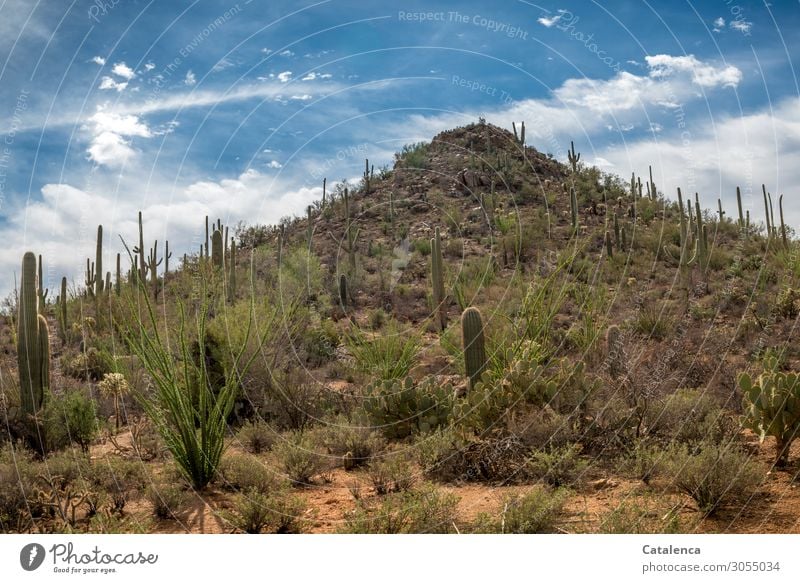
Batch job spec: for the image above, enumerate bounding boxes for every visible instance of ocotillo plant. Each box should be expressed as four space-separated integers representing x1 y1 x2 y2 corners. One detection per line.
95 225 104 296
430 227 447 331
211 229 223 268
568 141 580 173
17 252 49 417
461 307 487 391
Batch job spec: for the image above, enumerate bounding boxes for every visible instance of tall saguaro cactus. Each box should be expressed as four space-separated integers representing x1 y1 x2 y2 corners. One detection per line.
17 252 49 417
430 227 447 331
461 307 487 391
59 276 68 341
95 225 104 296
211 229 223 268
570 187 579 234
568 141 580 173
736 186 745 233
779 194 788 250
228 237 237 303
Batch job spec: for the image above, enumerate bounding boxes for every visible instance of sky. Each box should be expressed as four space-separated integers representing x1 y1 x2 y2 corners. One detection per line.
0 0 798 295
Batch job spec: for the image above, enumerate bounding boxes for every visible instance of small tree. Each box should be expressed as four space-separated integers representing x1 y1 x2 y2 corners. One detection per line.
98 373 129 431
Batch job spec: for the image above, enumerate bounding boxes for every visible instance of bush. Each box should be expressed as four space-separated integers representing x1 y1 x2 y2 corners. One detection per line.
344 320 421 381
474 486 568 533
273 432 324 487
340 485 459 533
0 444 37 530
414 427 468 482
235 421 276 454
623 442 667 484
313 420 386 469
218 454 279 492
646 389 739 446
598 498 686 534
363 376 454 439
89 458 149 515
147 482 188 520
664 442 762 515
43 390 99 453
302 319 339 367
633 304 672 340
526 444 588 488
224 487 306 534
368 457 415 495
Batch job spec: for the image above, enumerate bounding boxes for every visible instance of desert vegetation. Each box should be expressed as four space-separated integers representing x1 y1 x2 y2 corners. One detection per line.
2 121 800 534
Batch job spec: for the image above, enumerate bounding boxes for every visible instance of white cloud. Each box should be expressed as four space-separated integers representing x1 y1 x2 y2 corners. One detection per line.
593 157 615 168
730 20 752 34
86 131 137 166
645 54 741 88
84 111 152 166
277 71 293 83
91 56 106 65
98 76 128 92
290 94 312 101
713 17 725 31
184 70 196 86
111 62 135 80
267 160 283 168
279 50 294 57
302 72 319 81
211 57 236 72
144 62 156 71
537 12 563 27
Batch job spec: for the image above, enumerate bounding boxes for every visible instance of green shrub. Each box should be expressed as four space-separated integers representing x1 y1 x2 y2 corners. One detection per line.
340 485 459 533
368 457 415 495
633 304 672 340
313 420 386 469
414 427 468 482
598 498 686 534
224 487 306 533
664 442 762 515
345 320 421 381
89 458 149 514
273 432 324 487
147 482 188 520
218 454 279 492
624 442 667 484
398 142 429 169
526 444 588 488
43 390 99 453
236 420 276 454
364 376 454 439
646 389 736 446
474 486 568 533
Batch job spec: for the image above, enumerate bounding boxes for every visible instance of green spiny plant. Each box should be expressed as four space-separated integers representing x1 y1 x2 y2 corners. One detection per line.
59 276 68 341
605 230 613 258
605 324 624 380
462 307 487 391
339 273 348 307
430 227 447 332
17 252 49 418
228 237 237 303
736 186 745 233
568 140 580 173
37 254 48 306
211 229 223 268
363 376 454 438
115 253 121 295
648 165 657 200
570 187 578 234
717 198 725 223
739 358 800 467
763 184 772 240
512 121 525 146
779 194 788 249
95 225 104 296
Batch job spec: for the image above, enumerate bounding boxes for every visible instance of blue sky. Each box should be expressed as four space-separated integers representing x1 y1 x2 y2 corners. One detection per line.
0 0 798 293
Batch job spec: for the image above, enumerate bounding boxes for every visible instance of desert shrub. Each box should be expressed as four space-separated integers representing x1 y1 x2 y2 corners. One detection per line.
312 420 386 469
218 454 279 492
411 238 431 256
632 304 672 340
598 497 686 534
363 376 454 439
225 487 306 533
398 142 430 169
147 482 188 519
90 458 148 514
623 441 667 484
301 318 339 367
253 373 331 432
474 486 568 534
339 485 458 533
646 388 736 445
42 390 99 453
414 427 469 482
61 347 114 381
369 308 387 330
509 410 577 451
273 432 324 486
345 320 421 381
368 457 415 495
526 444 588 488
235 420 276 454
664 442 762 515
0 444 37 530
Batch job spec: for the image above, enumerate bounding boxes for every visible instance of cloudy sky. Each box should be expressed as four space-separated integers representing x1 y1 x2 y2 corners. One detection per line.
0 0 798 295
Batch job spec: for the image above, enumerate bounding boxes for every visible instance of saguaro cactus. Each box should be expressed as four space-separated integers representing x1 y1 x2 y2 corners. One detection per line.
430 227 447 331
512 121 526 146
570 187 579 234
568 141 580 173
461 307 487 391
339 273 348 307
59 276 68 341
228 237 237 303
763 185 772 240
779 194 788 250
37 255 48 306
605 230 613 258
736 186 745 232
138 212 146 284
95 225 104 296
17 252 49 416
211 229 223 268
648 166 657 200
115 253 121 295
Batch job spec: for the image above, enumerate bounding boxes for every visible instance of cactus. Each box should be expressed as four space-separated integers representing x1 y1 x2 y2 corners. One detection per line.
228 237 236 303
204 215 210 259
779 194 788 249
605 230 613 258
570 187 578 234
363 158 371 193
512 121 525 146
85 258 96 295
430 227 447 331
763 184 772 240
342 188 358 271
664 188 698 310
115 253 121 295
322 177 327 209
717 198 725 223
147 242 163 299
461 307 487 391
364 376 454 438
95 225 104 296
307 205 313 251
211 229 223 268
164 240 172 278
606 325 623 380
339 273 348 307
37 255 48 306
735 186 744 232
739 360 800 466
648 165 656 200
568 140 580 173
17 252 49 417
138 211 146 283
59 276 68 341
613 213 620 249
621 224 627 250
630 173 636 198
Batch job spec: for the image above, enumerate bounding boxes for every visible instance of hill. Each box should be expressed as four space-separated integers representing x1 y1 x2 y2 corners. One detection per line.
1 120 799 534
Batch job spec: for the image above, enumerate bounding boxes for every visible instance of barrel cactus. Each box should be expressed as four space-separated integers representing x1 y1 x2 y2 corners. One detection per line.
461 307 487 391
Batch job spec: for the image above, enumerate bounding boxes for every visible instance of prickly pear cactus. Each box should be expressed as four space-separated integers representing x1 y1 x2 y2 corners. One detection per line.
363 376 454 438
739 358 800 466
